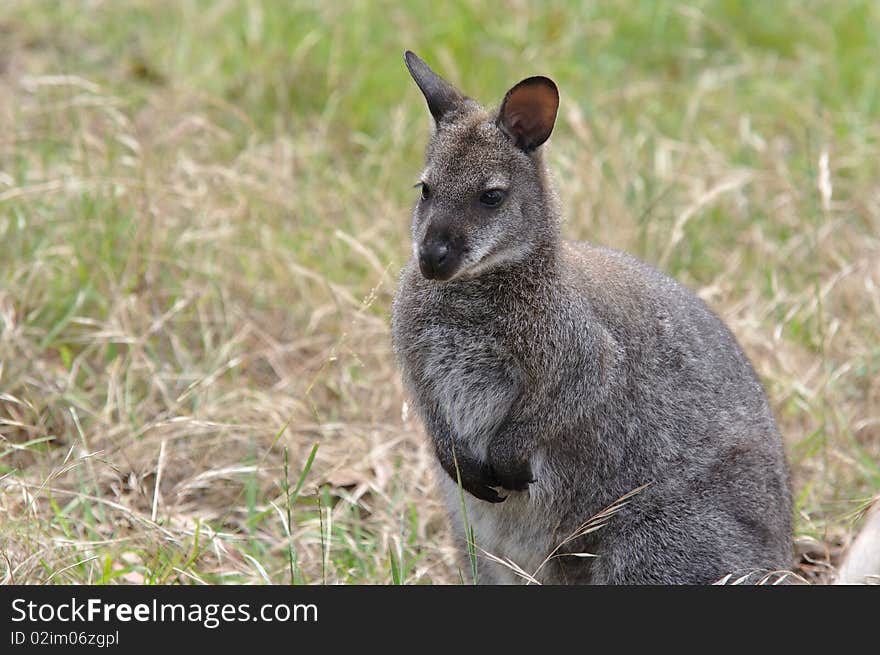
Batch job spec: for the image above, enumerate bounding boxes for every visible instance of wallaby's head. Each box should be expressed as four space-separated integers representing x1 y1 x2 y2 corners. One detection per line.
404 51 560 282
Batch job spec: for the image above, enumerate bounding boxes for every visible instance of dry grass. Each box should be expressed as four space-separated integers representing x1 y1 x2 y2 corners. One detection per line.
1 1 878 584
0 67 454 584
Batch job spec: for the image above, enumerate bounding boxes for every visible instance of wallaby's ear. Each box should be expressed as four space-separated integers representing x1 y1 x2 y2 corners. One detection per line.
497 76 559 152
405 50 466 124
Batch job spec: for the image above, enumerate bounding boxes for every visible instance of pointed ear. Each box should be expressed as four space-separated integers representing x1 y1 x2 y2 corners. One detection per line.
404 50 467 124
497 76 559 152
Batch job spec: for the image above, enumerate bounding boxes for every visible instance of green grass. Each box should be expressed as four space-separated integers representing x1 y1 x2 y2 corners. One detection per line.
1 0 878 584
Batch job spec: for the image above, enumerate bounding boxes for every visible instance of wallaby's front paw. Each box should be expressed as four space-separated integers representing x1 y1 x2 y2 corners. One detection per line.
439 446 507 503
487 458 535 492
460 471 507 504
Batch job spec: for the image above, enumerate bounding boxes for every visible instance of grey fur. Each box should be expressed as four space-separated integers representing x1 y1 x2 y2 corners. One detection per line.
391 51 793 584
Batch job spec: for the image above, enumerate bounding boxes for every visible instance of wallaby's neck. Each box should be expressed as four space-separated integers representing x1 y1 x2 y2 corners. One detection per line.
518 156 563 280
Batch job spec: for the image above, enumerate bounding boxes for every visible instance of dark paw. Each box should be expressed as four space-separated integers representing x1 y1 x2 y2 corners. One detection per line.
460 475 507 504
438 443 535 503
488 459 535 492
440 447 506 503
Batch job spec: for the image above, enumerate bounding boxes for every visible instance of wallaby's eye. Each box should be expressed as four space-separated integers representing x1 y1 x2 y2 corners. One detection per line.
420 183 431 201
479 189 506 207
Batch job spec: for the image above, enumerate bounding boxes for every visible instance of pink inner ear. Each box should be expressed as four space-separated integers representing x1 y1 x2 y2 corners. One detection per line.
501 81 558 148
507 110 537 136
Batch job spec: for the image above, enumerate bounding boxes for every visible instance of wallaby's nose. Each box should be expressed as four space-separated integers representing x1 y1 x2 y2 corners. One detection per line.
418 241 453 280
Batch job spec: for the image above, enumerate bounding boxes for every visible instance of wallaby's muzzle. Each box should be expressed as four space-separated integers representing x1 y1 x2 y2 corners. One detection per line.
418 239 460 281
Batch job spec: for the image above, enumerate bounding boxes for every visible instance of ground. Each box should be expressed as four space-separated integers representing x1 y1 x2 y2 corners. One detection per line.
0 0 878 584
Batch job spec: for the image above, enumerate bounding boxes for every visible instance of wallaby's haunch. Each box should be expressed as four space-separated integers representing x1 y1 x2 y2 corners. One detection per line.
391 51 793 584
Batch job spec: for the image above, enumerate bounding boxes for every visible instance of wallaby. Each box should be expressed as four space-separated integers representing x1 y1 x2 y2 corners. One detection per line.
391 51 793 584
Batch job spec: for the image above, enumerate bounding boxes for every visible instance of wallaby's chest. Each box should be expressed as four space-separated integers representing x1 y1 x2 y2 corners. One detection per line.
406 311 521 456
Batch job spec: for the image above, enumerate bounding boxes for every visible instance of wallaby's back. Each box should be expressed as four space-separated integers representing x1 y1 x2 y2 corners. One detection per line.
392 51 793 584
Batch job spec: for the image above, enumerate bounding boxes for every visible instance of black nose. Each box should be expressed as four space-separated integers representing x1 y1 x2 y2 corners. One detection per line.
418 242 452 280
